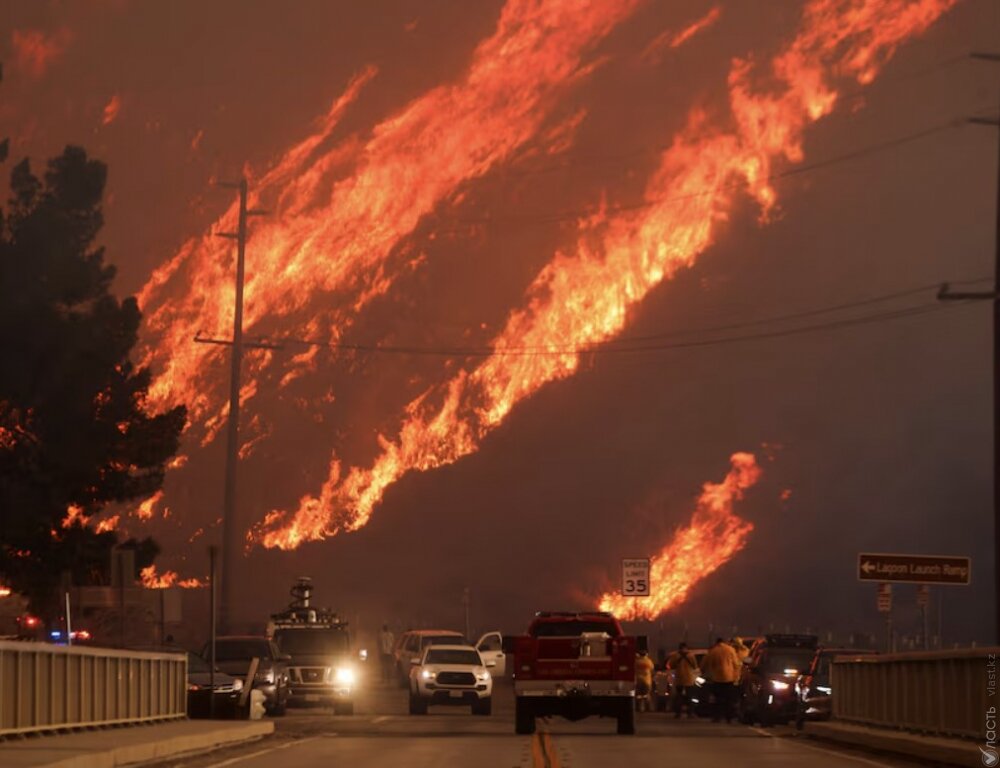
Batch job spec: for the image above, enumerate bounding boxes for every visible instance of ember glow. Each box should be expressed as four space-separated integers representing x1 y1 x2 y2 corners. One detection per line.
138 0 644 426
101 94 122 126
256 0 956 550
139 565 204 589
598 453 760 619
10 28 71 79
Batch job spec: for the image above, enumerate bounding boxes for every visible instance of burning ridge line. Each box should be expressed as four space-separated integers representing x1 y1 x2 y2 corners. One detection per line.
597 452 760 620
255 0 957 551
138 0 646 431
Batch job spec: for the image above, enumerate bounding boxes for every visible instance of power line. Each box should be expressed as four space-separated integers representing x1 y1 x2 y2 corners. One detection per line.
273 281 984 359
603 276 992 345
500 52 973 182
444 118 966 229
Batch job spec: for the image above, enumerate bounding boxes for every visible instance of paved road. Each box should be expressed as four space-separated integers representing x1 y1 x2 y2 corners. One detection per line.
154 680 944 768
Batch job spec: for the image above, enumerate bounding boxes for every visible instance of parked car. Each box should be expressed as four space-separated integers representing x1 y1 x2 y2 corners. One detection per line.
205 636 290 716
738 634 818 726
408 644 493 715
795 647 877 728
187 652 243 718
393 630 465 686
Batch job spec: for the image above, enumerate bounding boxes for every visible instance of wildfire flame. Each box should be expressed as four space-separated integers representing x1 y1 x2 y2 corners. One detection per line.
138 0 645 428
136 490 165 521
61 504 85 529
641 5 723 65
598 452 760 619
95 515 120 534
139 565 204 589
256 0 956 550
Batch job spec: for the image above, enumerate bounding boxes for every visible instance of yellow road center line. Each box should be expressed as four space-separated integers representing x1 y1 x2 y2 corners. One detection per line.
543 731 561 768
530 732 546 768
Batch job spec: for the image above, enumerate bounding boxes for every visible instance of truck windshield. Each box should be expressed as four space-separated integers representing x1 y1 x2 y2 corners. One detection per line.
421 634 464 648
760 650 814 675
275 629 350 656
425 649 481 665
215 640 270 660
533 621 619 637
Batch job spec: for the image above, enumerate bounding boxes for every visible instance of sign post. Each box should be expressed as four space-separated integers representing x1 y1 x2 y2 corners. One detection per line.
622 558 650 597
877 583 893 653
917 585 930 650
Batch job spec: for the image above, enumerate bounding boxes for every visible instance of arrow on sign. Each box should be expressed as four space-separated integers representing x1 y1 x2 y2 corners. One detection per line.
861 561 876 575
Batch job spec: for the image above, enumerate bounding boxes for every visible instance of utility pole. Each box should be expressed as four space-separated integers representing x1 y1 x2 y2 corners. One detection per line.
195 179 274 633
938 51 1000 645
462 587 471 640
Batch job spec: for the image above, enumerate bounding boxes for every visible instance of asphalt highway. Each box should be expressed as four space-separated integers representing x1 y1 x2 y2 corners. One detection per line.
152 680 944 768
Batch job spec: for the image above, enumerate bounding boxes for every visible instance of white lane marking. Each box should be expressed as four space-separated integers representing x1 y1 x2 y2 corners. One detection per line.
202 736 318 768
372 716 391 724
747 726 895 767
791 738 898 768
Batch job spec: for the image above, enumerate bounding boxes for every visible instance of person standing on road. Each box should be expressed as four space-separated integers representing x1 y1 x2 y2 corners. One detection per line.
729 636 750 683
634 649 654 712
701 637 741 723
379 624 395 684
729 636 749 662
667 642 699 718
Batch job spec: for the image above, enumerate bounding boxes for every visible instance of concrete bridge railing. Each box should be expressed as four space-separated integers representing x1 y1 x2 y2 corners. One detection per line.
0 640 187 736
832 646 996 740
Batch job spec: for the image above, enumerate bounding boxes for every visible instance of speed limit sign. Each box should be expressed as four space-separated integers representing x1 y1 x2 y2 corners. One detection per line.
622 558 650 597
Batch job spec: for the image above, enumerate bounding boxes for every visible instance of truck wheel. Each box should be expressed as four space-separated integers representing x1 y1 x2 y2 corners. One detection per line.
514 700 535 734
617 699 636 735
334 702 354 716
408 694 427 715
472 697 492 716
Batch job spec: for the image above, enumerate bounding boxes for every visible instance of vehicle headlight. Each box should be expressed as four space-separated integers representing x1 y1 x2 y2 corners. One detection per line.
815 685 831 695
695 676 706 685
421 669 435 680
232 678 243 692
255 669 275 684
476 670 490 681
770 680 790 691
334 667 356 686
187 683 201 691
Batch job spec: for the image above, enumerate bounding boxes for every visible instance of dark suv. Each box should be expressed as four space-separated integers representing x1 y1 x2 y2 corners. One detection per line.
206 636 290 716
738 634 818 726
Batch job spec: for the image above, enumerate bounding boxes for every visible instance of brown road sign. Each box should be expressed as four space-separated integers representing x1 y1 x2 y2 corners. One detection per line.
858 553 971 585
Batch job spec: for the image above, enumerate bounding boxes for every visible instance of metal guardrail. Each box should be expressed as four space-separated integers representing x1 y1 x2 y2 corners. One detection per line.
0 640 187 736
832 647 997 739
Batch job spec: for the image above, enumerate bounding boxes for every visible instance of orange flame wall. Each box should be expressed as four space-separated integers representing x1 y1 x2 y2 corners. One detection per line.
138 0 645 432
256 0 957 550
598 452 760 620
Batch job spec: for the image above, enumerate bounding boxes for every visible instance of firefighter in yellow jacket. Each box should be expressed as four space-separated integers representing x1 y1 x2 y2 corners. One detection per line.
701 637 741 722
634 650 654 712
667 642 699 718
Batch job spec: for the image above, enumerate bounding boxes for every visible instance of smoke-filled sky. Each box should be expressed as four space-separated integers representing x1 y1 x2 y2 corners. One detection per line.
2 0 998 645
